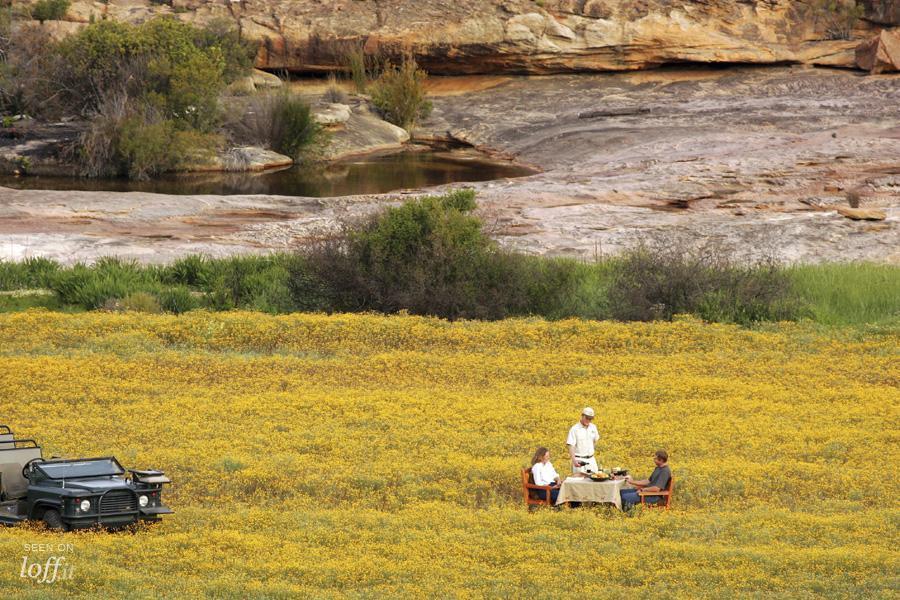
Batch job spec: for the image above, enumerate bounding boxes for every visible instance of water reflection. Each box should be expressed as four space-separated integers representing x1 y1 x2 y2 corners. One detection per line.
0 150 534 197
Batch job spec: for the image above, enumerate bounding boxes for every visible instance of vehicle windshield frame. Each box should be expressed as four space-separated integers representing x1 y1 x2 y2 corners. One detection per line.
34 457 126 480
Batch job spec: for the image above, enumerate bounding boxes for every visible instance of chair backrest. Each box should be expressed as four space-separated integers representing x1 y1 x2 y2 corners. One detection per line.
522 466 546 503
0 445 42 499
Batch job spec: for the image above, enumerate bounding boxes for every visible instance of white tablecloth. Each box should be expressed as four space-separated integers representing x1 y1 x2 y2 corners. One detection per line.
556 477 627 508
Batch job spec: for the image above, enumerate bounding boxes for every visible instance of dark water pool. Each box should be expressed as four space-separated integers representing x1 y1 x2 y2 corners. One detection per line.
0 149 534 197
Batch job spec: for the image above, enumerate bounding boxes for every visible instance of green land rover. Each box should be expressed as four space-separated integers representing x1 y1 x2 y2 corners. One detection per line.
0 425 173 530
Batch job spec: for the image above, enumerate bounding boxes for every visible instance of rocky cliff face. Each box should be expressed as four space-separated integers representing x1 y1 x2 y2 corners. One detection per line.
861 0 900 25
44 0 898 74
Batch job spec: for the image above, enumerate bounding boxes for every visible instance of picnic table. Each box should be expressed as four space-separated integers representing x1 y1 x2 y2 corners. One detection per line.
555 476 628 509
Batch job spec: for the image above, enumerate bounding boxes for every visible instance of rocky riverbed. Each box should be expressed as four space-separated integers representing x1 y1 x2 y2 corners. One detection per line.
1 66 898 264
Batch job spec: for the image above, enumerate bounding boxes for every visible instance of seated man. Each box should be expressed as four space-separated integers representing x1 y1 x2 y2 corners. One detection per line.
620 449 671 511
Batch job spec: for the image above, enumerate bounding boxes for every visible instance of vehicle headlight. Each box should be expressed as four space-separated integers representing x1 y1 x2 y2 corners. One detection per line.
138 495 149 507
79 499 91 512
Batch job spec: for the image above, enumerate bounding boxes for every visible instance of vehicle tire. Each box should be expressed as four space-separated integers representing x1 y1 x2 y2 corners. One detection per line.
41 509 67 531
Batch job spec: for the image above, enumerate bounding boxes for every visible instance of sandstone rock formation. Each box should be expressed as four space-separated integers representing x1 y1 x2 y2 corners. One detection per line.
861 0 900 26
26 0 896 74
206 147 293 172
250 68 283 89
322 104 410 161
856 28 900 72
314 103 352 126
836 207 888 220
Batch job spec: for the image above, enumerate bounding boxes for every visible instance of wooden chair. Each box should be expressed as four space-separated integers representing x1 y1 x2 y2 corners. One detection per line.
639 475 674 510
521 467 554 508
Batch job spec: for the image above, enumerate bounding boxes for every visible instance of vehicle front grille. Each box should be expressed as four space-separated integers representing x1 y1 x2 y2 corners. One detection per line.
99 490 137 514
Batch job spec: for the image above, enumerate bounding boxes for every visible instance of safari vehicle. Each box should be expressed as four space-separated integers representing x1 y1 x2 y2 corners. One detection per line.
0 427 172 530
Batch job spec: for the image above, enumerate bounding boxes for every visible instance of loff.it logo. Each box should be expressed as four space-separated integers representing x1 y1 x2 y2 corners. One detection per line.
20 543 76 584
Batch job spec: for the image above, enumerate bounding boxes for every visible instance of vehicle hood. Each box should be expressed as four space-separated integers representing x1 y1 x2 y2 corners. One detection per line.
61 478 132 492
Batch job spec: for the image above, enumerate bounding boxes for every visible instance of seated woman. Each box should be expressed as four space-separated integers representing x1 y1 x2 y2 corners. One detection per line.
530 447 562 504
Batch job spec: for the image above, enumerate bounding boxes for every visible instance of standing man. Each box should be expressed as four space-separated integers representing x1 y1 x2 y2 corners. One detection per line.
566 407 600 474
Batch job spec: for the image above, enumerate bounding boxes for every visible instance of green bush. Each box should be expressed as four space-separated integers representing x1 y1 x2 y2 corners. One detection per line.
229 93 325 161
301 189 580 320
506 255 591 319
121 291 162 313
128 18 227 132
0 257 60 290
193 18 257 84
370 56 432 130
158 286 198 314
285 255 331 312
606 240 797 325
41 18 246 177
31 0 70 23
22 256 61 289
162 255 213 287
78 103 219 180
51 18 239 127
4 17 252 169
117 116 182 180
268 93 324 161
51 268 134 310
0 261 27 291
559 260 616 320
53 21 146 118
49 257 156 310
200 255 296 313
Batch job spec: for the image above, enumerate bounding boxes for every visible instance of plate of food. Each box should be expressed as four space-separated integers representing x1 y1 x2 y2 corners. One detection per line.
589 471 610 481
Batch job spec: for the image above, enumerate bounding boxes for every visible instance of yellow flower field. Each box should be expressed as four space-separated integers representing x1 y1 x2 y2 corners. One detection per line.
0 311 897 598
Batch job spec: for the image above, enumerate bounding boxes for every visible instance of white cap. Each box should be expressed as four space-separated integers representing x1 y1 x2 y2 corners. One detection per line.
582 407 595 417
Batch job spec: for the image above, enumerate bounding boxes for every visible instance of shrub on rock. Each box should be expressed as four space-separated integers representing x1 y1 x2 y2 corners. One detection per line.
370 56 432 130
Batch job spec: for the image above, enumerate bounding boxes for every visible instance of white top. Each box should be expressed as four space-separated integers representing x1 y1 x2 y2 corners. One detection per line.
531 461 560 486
566 422 599 456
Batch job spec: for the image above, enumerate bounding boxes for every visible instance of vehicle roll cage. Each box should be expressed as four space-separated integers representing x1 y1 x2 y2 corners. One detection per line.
0 439 39 449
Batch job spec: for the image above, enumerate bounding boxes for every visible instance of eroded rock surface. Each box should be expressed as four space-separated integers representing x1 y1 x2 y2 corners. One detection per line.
203 147 293 172
25 0 898 74
857 28 900 72
323 106 411 161
1 67 898 264
421 66 900 262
